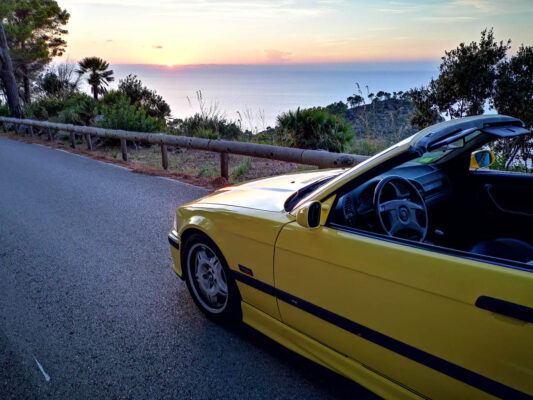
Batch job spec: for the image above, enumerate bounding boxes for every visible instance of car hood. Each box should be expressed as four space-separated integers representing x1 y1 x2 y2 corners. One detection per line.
194 169 343 212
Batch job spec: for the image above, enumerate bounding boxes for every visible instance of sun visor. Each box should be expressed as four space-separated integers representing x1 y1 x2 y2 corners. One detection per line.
482 125 531 138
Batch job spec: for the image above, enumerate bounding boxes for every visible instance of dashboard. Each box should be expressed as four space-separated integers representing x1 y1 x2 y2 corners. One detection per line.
332 162 452 232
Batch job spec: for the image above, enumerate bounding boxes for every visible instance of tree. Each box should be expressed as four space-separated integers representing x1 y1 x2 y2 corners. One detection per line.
35 62 81 100
77 57 114 100
433 29 510 118
492 45 533 169
346 94 364 108
118 74 170 120
408 86 441 130
0 0 70 103
0 22 22 118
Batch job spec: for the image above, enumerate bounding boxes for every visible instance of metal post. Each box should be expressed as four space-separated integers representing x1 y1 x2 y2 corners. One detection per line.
70 132 77 149
161 144 168 170
120 139 128 161
220 152 229 180
86 134 93 150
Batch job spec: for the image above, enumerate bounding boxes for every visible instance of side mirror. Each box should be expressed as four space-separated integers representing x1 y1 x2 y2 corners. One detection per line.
296 201 322 229
470 150 495 169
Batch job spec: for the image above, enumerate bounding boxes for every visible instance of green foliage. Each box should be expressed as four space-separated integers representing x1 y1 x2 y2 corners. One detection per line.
346 94 364 108
1 0 70 102
232 157 252 179
413 29 510 120
25 96 64 120
35 63 81 101
350 138 389 156
77 57 114 100
96 96 163 132
118 74 171 120
493 45 533 129
54 93 96 125
169 113 242 140
0 104 11 117
408 87 441 130
276 107 354 153
194 128 219 140
325 101 348 117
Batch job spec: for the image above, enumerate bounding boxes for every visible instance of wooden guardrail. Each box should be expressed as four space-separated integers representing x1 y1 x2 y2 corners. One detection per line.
0 117 369 178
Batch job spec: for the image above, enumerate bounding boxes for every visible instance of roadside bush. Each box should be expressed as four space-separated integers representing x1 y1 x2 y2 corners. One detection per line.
276 107 354 153
0 104 11 117
169 113 242 140
25 97 64 120
118 74 171 120
54 94 97 125
96 96 164 132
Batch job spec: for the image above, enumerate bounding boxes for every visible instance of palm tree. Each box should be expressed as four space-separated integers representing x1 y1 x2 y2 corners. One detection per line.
77 57 114 100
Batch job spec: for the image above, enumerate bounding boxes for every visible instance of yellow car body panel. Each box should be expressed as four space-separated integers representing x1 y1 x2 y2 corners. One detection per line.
169 116 532 399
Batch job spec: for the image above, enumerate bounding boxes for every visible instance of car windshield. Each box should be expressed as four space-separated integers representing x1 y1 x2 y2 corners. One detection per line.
414 129 483 164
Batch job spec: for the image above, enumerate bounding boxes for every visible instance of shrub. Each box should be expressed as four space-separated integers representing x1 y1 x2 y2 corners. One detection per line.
118 74 171 120
55 94 97 125
25 97 64 120
169 113 242 140
96 96 164 132
276 107 354 153
0 104 11 117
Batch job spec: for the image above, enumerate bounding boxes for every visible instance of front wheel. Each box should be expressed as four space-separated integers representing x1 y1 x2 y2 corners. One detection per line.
183 233 241 323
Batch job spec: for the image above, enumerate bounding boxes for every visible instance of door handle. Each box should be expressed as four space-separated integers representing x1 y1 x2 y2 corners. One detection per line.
476 296 533 323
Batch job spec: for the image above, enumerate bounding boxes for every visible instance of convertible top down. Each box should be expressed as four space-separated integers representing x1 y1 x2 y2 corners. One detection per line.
169 115 532 399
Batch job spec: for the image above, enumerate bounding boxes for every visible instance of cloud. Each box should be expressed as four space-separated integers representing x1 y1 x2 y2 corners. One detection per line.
417 16 478 22
153 45 163 49
106 39 113 42
264 49 292 62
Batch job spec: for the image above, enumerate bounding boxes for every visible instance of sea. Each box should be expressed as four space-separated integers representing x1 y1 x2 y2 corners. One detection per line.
103 62 440 129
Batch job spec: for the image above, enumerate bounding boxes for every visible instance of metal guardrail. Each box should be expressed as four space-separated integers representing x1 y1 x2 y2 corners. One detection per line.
0 117 369 178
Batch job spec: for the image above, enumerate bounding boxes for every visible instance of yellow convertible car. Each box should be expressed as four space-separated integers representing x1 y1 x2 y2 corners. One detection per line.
168 115 532 399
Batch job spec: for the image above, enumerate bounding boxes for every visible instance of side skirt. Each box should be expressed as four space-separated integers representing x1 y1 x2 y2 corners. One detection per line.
240 301 424 400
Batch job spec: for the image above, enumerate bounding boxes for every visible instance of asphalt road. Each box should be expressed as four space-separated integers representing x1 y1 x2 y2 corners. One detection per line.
0 137 379 400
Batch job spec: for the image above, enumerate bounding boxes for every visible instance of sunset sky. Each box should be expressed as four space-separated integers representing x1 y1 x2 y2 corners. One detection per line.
60 0 533 65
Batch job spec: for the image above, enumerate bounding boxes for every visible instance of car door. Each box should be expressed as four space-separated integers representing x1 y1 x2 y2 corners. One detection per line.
273 219 533 399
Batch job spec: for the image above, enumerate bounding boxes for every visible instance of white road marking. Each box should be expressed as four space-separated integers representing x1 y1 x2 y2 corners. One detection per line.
158 176 208 191
34 357 51 382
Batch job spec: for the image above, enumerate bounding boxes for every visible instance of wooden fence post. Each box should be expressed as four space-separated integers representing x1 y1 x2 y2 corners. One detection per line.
14 123 18 134
1 121 6 132
120 139 128 161
220 152 229 180
29 125 34 137
70 132 77 149
86 134 93 150
47 128 53 142
161 144 168 170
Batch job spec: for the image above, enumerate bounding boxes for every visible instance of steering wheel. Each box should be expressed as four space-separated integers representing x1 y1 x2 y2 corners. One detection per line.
373 176 428 241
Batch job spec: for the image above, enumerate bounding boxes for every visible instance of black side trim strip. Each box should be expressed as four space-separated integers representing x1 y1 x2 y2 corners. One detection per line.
233 270 276 297
476 296 533 323
168 236 179 250
232 271 529 399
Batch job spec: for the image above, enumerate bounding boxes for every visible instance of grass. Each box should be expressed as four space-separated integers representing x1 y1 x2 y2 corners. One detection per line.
232 157 252 180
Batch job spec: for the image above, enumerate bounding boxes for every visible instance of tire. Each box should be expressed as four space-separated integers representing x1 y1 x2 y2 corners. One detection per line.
182 233 241 323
